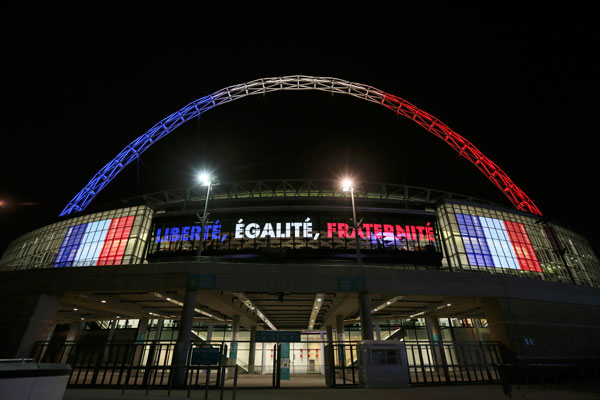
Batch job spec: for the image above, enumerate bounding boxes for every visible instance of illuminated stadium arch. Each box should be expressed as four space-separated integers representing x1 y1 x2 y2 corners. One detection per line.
60 76 542 216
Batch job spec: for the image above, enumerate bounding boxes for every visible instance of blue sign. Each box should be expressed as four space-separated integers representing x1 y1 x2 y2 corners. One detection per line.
229 342 238 359
280 343 290 380
255 331 301 342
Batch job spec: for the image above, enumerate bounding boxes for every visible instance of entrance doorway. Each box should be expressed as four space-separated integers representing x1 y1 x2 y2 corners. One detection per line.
229 340 327 389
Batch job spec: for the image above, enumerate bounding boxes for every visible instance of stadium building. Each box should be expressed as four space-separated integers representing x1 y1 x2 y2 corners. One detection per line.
1 76 599 390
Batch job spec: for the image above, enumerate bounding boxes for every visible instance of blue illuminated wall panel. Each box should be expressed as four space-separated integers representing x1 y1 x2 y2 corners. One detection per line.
455 213 541 272
455 213 494 267
54 223 89 267
53 216 134 267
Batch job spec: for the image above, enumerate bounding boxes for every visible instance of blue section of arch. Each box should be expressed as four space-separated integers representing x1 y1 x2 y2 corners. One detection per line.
60 95 217 216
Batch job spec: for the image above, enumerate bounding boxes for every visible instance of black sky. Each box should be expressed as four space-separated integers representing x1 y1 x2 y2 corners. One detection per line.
1 7 599 254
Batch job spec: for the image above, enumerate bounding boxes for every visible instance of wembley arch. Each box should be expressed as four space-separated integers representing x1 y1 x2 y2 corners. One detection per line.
60 75 542 217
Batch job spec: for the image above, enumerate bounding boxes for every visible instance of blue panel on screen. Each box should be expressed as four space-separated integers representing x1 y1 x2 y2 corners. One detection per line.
456 213 494 267
54 223 88 267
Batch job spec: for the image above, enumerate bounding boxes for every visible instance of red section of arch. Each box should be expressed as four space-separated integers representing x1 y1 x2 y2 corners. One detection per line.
381 93 542 216
97 216 135 266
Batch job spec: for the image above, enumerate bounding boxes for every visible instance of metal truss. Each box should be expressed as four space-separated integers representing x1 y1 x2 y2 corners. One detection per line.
132 179 500 210
60 76 542 216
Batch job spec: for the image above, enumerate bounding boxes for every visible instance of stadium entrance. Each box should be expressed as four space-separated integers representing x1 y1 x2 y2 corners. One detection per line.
22 268 510 390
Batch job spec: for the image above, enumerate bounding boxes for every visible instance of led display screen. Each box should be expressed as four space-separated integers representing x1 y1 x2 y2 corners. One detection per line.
455 213 541 272
148 211 441 264
54 216 135 267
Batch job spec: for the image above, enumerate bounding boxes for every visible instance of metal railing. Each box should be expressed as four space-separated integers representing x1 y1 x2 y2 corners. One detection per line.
33 338 543 392
31 340 235 390
324 341 507 387
405 341 506 384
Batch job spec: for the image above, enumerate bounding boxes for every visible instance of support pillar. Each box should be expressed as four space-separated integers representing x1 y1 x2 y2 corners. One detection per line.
132 318 150 367
102 320 118 363
261 340 267 374
248 325 257 373
172 288 198 387
358 292 374 341
60 321 86 364
0 293 61 359
375 320 382 341
106 320 117 342
335 315 345 343
425 316 442 343
231 314 240 342
326 325 334 346
154 319 164 341
205 321 213 343
426 315 450 381
335 315 346 367
65 321 85 342
230 314 240 361
319 331 326 374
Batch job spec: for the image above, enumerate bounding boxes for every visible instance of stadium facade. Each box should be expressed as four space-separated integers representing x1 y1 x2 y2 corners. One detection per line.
1 77 599 388
1 180 600 388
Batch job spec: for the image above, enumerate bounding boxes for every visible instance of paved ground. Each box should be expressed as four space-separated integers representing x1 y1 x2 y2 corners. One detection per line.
63 383 600 400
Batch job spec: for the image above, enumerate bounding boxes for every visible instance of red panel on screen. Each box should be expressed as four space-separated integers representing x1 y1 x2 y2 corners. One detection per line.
97 216 135 265
503 220 542 272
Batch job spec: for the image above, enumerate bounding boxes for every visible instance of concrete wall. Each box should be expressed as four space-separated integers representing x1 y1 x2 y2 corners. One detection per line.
482 297 600 362
0 292 60 358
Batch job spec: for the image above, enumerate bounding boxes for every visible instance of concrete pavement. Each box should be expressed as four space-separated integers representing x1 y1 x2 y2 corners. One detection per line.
63 384 600 400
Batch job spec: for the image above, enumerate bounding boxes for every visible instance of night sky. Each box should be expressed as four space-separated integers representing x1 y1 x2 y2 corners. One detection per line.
1 7 599 255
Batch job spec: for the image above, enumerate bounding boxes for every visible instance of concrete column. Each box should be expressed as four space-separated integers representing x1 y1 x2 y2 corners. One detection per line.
231 314 240 342
230 314 240 362
172 288 198 387
326 325 334 346
358 292 374 341
335 315 346 366
480 298 513 350
66 321 85 342
261 341 267 374
60 321 86 364
155 318 164 340
335 315 345 342
425 316 442 343
102 320 118 363
106 320 117 342
248 325 257 373
205 321 213 343
425 315 449 380
319 331 326 374
375 320 382 340
0 293 61 359
132 318 150 367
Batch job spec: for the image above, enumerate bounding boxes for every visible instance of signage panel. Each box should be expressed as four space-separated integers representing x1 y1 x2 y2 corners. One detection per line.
148 211 440 261
339 276 365 292
280 343 290 380
191 347 220 365
255 331 302 343
188 273 217 289
229 341 238 359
